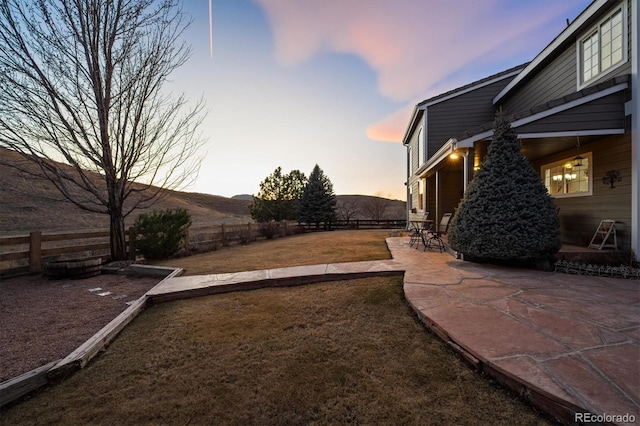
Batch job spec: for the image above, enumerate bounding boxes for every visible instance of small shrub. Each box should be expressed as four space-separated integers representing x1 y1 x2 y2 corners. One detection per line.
259 222 280 239
133 208 191 260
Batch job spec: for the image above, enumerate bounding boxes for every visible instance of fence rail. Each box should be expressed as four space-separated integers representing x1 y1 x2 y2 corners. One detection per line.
0 219 406 277
303 219 406 230
0 230 135 278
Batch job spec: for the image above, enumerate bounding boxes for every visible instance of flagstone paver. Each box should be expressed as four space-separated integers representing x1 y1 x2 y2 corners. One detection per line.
146 236 639 425
385 237 639 426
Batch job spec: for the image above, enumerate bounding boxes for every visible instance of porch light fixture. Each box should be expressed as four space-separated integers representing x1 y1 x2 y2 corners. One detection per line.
602 170 621 188
572 136 584 167
449 152 459 159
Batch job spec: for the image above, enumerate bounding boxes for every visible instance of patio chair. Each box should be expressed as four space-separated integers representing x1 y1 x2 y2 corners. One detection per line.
424 213 452 252
408 212 429 248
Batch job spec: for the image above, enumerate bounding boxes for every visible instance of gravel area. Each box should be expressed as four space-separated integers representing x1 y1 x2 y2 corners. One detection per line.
0 273 161 382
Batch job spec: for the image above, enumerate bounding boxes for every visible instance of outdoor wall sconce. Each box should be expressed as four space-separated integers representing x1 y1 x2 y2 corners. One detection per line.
602 170 621 188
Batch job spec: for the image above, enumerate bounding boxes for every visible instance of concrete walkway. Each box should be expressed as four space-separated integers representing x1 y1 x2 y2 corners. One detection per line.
147 237 639 425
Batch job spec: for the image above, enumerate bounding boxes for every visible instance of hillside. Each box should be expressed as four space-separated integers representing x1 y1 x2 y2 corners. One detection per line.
0 148 406 235
0 148 252 235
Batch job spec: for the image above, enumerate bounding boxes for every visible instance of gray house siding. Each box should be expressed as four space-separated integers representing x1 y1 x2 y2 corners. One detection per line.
531 133 632 249
500 48 577 114
499 1 632 115
515 90 627 134
427 78 513 157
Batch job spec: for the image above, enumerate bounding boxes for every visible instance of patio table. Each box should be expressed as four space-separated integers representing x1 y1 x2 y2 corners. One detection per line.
409 220 433 249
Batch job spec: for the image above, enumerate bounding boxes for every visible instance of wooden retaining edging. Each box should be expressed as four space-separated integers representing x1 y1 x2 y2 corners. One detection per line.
0 266 183 408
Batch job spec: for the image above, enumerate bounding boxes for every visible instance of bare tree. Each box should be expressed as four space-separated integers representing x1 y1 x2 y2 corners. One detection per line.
0 0 205 260
336 198 361 222
363 193 392 221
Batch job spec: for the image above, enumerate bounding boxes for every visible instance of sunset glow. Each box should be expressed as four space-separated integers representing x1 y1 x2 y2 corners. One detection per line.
172 0 592 200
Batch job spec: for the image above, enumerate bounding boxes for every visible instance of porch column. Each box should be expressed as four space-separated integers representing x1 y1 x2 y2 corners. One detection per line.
435 171 440 222
462 150 469 193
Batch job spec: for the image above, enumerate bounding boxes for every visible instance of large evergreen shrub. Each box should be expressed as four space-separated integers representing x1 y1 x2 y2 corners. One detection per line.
448 114 561 262
133 208 191 260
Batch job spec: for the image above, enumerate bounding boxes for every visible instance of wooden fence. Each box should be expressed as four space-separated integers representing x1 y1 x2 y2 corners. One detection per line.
0 230 135 278
302 219 406 230
0 219 406 277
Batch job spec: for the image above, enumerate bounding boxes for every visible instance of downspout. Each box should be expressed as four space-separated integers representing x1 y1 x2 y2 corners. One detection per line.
435 171 440 224
406 146 410 223
631 0 639 256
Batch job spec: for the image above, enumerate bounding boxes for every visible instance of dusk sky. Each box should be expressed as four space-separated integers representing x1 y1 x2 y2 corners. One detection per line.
171 0 593 200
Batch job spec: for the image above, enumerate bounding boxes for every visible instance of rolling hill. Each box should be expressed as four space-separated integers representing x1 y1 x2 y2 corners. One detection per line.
0 148 405 235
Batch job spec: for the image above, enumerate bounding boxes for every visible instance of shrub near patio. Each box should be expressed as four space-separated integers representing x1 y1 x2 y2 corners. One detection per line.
448 114 561 267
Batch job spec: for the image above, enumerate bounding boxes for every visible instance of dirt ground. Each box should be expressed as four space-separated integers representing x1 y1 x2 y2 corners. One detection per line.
0 272 161 382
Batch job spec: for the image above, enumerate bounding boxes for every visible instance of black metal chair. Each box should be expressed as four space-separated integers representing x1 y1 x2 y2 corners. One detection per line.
424 213 452 252
408 213 429 248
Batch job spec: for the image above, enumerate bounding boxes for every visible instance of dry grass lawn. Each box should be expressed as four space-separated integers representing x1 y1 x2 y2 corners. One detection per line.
148 230 393 275
1 230 553 424
1 276 552 425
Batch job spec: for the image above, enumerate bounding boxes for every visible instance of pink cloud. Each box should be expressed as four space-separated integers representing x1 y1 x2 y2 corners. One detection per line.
253 0 590 142
366 103 415 143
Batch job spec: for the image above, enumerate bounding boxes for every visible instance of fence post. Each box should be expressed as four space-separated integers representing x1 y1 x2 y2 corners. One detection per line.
221 223 227 246
184 228 190 252
29 231 42 272
128 228 136 260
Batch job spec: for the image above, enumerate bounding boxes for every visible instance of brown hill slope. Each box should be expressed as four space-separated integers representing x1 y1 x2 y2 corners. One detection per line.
0 148 405 235
0 148 252 235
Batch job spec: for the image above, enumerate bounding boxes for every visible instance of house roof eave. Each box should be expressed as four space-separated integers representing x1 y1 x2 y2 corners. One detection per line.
415 138 457 176
459 75 629 143
401 107 425 146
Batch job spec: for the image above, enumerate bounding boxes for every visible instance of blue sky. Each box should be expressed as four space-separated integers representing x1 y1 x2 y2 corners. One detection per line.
171 0 593 200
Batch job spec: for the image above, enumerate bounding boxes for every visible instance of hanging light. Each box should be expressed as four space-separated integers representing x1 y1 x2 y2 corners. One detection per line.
572 136 584 167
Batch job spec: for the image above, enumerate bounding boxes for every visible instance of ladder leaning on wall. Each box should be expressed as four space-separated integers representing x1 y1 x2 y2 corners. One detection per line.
588 220 617 250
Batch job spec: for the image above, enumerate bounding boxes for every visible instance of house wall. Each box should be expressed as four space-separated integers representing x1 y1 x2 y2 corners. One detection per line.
531 133 632 249
406 115 423 214
515 89 628 134
500 1 632 115
427 78 514 156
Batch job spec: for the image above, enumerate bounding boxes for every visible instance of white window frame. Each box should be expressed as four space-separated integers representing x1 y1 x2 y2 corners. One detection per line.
417 127 424 167
577 1 627 90
541 152 593 198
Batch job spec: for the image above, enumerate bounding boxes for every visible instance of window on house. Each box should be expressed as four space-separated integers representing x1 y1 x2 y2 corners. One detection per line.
408 147 413 174
418 179 424 210
542 153 592 197
579 4 625 87
417 127 424 166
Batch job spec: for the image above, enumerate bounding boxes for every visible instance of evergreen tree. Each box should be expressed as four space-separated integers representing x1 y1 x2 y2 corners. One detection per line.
250 167 307 222
299 164 337 228
448 113 561 262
